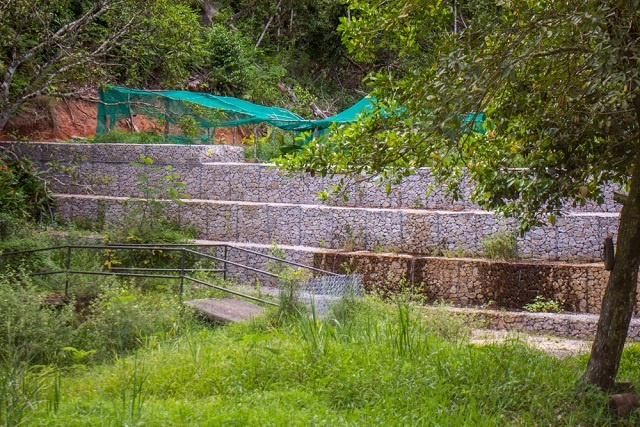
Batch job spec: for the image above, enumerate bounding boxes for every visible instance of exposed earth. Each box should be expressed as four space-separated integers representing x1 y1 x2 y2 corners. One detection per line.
0 96 249 143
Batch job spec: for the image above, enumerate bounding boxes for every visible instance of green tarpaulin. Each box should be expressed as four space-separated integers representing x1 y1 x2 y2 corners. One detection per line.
97 85 374 134
97 85 484 138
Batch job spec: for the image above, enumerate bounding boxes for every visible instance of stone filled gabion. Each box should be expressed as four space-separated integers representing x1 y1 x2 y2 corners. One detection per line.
295 274 363 316
5 141 630 313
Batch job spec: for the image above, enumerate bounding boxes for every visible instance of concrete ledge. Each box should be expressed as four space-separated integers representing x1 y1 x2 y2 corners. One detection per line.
445 306 640 341
54 194 618 262
0 141 244 164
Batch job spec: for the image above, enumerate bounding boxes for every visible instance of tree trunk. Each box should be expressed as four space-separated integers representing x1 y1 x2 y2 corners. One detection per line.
0 109 11 135
200 0 218 26
584 151 640 389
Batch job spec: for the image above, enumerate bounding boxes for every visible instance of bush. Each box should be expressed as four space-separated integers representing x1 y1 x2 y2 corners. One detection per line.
90 130 164 144
0 271 77 365
204 24 257 96
103 154 196 269
0 270 188 367
115 0 206 87
74 285 185 359
523 296 563 313
481 230 518 260
0 148 52 228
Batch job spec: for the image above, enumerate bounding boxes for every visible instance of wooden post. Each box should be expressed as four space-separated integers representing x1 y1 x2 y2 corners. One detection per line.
207 127 212 144
233 127 237 145
253 126 258 159
127 93 137 132
164 99 170 142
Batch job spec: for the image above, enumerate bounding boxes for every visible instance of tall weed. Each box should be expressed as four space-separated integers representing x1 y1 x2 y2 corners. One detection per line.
0 354 59 426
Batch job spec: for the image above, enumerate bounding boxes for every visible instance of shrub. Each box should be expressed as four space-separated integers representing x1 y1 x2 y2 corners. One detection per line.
0 148 52 228
0 271 76 365
0 269 189 367
103 154 195 269
481 230 518 260
523 296 564 313
74 285 185 359
89 130 164 144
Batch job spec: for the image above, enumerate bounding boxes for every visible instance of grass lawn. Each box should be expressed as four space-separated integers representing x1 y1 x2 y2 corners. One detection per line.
11 297 640 426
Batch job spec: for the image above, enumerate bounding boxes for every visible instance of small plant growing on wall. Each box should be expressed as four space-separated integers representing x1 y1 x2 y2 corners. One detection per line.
481 230 518 260
104 155 194 268
129 154 189 225
523 296 564 313
265 243 309 321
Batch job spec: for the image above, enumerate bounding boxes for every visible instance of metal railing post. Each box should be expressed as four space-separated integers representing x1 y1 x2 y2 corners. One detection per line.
223 245 228 281
179 248 185 303
64 246 71 296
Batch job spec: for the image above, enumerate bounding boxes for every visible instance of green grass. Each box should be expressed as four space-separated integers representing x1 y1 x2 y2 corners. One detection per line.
8 297 639 426
89 130 165 144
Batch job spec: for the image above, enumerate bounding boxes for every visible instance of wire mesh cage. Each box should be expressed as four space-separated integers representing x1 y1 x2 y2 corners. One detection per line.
293 273 363 316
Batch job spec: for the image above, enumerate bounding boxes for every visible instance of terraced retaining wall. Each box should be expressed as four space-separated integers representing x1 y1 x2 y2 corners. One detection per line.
2 142 620 212
54 194 618 262
312 251 639 315
178 244 639 316
2 141 622 261
446 307 640 341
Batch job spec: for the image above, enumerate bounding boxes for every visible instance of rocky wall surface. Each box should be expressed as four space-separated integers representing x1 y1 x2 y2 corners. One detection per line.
55 195 618 261
0 141 244 166
3 142 623 261
312 251 640 315
2 142 621 213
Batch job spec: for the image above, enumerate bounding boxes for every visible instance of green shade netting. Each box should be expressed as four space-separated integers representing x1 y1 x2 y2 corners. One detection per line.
97 85 485 137
97 85 313 133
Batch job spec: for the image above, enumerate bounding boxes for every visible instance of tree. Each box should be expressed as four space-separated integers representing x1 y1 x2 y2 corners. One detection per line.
0 0 138 132
278 0 640 390
0 0 204 133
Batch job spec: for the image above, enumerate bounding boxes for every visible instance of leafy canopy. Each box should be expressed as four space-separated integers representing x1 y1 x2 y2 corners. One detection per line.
278 0 640 231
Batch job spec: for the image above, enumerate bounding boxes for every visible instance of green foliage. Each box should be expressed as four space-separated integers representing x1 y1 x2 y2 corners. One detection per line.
12 296 640 425
265 243 309 321
106 155 192 240
116 1 206 88
202 24 258 96
0 270 77 366
481 230 518 261
89 130 165 144
104 155 195 269
0 268 187 369
0 229 84 290
0 149 52 231
280 0 640 231
0 0 149 131
0 355 60 427
244 129 294 162
523 296 564 314
74 286 184 359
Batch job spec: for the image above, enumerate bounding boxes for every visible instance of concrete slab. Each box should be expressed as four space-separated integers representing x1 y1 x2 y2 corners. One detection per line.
185 298 266 324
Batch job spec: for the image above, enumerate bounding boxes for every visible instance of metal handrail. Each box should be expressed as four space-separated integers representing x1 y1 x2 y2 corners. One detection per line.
0 244 311 306
102 242 340 276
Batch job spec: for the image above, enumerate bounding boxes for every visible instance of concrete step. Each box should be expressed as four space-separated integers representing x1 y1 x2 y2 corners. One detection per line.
54 194 618 261
184 298 265 323
447 306 640 341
